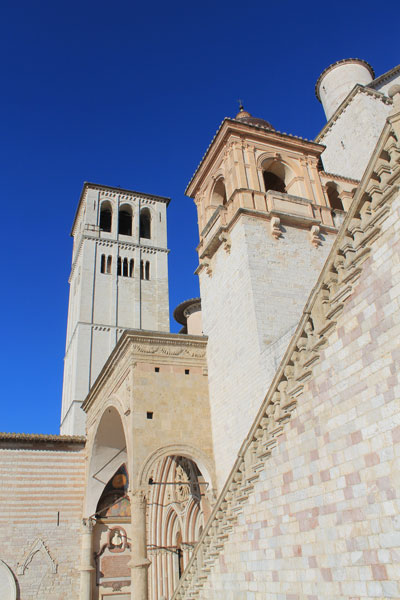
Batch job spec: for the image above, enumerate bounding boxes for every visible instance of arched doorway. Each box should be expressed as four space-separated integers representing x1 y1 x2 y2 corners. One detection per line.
85 406 131 600
147 455 211 600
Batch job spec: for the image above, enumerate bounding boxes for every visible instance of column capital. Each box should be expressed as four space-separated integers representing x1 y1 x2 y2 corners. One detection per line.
81 517 96 533
128 487 147 506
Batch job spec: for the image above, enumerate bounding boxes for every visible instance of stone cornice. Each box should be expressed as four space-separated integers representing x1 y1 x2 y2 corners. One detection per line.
82 329 208 413
173 104 400 600
186 119 325 198
369 64 400 89
71 182 171 238
316 84 392 143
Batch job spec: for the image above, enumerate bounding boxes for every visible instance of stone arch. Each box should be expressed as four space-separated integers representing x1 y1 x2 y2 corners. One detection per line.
140 206 152 239
118 203 133 236
211 177 227 206
99 200 113 232
138 443 216 494
85 402 129 516
146 453 212 600
17 538 57 576
0 559 17 599
258 154 301 195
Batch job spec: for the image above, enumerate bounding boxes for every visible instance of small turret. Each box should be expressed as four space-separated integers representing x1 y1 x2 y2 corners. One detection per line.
316 58 375 120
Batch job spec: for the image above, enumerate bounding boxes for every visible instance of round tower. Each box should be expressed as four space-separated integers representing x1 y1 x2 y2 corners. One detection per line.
316 58 375 120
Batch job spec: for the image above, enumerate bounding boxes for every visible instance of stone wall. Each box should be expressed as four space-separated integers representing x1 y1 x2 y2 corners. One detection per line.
318 90 391 180
200 213 334 490
0 436 85 599
173 110 400 599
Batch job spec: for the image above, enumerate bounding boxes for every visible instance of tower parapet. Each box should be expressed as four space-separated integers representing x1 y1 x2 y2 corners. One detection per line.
316 58 375 120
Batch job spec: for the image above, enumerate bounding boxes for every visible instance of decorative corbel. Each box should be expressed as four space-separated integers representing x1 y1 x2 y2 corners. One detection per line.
218 231 231 253
200 259 213 277
270 216 282 239
310 225 321 247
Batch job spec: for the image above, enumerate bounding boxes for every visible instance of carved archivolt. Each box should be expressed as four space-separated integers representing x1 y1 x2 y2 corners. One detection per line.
17 539 57 576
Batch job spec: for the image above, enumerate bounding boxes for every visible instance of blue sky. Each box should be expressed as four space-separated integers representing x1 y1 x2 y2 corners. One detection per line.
0 0 398 434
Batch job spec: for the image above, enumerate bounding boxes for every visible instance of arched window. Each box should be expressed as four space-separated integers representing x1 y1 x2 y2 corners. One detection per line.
123 257 128 277
326 182 344 211
118 204 133 236
263 171 286 193
129 259 134 277
140 208 151 239
107 256 112 274
99 202 112 232
100 254 106 273
117 256 121 276
140 260 150 280
212 179 227 205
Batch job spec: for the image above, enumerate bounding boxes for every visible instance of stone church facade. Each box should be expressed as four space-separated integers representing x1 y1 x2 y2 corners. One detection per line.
1 58 400 600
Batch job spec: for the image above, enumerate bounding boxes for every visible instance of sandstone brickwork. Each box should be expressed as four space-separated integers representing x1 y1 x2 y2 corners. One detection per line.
0 435 85 599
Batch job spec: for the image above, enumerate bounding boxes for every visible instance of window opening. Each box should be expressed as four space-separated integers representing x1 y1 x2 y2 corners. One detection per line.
100 254 106 274
140 208 151 239
145 261 150 280
99 203 112 232
129 258 134 277
212 179 227 205
117 256 122 276
185 369 190 375
263 171 286 193
118 205 132 236
146 411 153 420
123 257 128 277
106 255 112 274
326 183 344 211
155 367 160 373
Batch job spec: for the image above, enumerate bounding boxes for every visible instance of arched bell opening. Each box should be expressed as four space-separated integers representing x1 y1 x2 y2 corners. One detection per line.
140 207 151 239
118 204 133 236
147 455 210 600
99 201 113 232
211 178 227 206
261 158 297 195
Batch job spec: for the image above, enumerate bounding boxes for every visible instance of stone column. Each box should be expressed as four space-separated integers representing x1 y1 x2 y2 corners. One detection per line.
129 489 151 600
79 517 95 600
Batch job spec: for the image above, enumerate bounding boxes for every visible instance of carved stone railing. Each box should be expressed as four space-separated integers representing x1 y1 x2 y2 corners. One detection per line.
172 97 400 599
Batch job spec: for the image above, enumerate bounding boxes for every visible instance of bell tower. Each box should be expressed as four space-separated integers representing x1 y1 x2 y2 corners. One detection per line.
187 108 341 488
61 183 170 435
